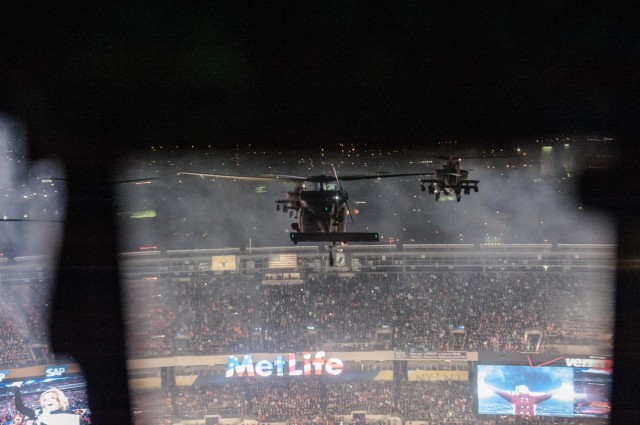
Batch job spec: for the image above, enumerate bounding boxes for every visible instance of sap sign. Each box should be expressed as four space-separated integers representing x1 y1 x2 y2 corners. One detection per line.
45 365 69 378
0 371 8 382
226 351 343 378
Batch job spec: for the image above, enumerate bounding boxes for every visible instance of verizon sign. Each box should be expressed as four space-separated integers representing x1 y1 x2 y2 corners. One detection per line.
565 357 613 370
226 351 343 378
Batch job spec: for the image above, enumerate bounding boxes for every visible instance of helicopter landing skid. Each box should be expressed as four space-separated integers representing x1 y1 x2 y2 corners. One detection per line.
289 232 380 244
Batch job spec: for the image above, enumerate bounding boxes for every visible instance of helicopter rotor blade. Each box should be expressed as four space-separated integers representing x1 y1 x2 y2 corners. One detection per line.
42 177 158 185
331 164 342 188
334 172 428 181
178 172 308 183
114 178 158 185
180 170 429 184
1 218 64 223
257 173 309 181
331 164 356 226
345 198 355 226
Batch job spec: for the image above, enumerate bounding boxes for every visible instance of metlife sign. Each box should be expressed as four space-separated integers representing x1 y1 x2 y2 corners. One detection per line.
226 351 343 378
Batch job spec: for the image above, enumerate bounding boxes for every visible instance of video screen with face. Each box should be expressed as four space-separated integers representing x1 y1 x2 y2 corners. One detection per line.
476 355 612 419
0 367 91 425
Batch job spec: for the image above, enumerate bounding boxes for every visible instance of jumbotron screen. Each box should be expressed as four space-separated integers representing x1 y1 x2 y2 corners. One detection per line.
0 365 91 425
476 353 611 419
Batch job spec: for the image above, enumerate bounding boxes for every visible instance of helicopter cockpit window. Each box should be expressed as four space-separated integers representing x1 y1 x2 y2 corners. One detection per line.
0 121 619 424
113 140 617 424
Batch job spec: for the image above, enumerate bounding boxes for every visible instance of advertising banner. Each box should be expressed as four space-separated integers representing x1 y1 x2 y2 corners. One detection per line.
211 255 237 271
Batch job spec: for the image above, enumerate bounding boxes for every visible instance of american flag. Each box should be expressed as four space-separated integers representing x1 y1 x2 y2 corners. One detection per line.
268 253 297 269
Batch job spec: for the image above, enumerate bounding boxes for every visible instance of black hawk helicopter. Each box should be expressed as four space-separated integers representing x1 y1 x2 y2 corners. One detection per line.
419 155 481 202
178 166 425 265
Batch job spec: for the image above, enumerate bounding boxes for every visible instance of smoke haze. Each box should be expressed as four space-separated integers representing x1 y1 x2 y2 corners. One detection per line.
115 147 616 252
0 115 65 258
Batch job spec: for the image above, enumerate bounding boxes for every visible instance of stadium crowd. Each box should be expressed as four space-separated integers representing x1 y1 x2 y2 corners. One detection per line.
0 270 614 368
0 284 50 368
120 271 614 359
0 267 614 425
130 379 607 425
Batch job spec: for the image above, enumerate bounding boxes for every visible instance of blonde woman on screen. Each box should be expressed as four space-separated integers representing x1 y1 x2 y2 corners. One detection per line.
12 382 80 425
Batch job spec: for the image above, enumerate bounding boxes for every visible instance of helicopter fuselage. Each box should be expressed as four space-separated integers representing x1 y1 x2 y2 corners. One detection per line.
420 160 478 202
278 188 348 233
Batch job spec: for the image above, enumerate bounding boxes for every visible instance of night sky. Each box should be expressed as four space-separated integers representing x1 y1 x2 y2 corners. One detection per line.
0 2 627 156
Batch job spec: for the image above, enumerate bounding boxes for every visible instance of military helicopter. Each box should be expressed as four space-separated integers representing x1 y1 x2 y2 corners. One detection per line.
419 155 481 202
178 166 425 265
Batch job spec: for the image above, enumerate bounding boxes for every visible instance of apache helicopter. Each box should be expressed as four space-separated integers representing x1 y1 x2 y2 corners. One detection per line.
178 166 425 265
419 155 481 202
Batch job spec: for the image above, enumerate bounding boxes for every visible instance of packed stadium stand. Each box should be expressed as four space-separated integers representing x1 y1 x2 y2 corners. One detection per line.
0 244 614 424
